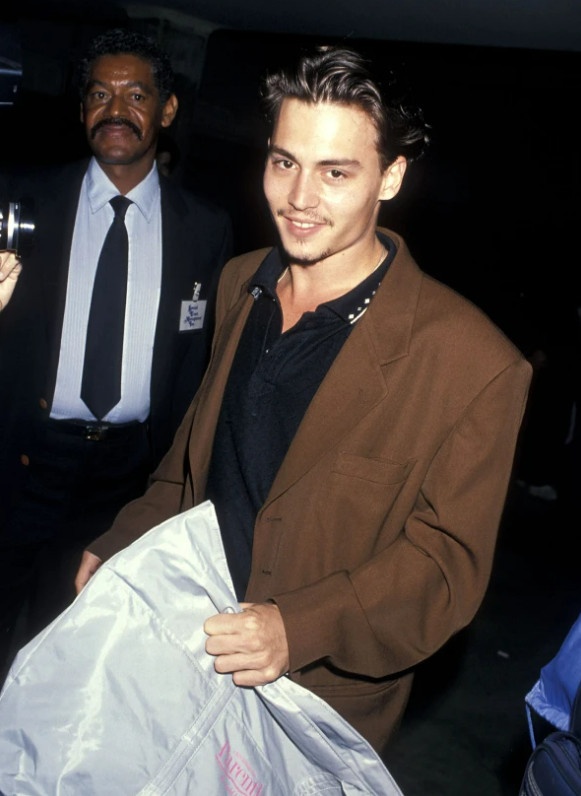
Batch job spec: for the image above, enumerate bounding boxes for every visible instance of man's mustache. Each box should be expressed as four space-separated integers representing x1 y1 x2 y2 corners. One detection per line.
90 117 143 141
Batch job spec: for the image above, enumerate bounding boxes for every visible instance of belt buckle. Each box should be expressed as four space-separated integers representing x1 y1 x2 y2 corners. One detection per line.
85 424 107 441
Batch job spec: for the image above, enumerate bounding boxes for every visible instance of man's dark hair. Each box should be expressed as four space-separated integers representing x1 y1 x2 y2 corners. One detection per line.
262 45 430 169
76 28 175 104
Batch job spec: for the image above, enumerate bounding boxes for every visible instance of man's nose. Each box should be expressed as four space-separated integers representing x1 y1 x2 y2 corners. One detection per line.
288 172 319 210
106 94 127 116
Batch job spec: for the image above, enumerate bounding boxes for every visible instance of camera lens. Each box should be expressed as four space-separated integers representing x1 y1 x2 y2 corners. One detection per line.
0 200 35 255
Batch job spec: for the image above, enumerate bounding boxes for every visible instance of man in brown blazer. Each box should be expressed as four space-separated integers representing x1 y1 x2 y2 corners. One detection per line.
76 45 532 754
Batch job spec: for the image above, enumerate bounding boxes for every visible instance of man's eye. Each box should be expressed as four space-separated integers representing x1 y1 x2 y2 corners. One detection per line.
273 159 294 170
329 169 346 179
130 93 145 102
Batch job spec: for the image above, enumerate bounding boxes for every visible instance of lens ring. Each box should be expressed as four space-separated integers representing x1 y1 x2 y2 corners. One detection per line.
7 202 19 251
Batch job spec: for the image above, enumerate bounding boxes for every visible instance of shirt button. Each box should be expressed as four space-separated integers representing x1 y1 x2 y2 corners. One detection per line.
39 398 49 410
20 454 30 466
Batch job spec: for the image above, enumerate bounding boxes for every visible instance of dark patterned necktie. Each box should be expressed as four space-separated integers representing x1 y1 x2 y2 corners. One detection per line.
81 195 132 420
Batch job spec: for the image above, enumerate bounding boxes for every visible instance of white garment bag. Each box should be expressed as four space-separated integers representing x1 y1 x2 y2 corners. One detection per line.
0 501 404 796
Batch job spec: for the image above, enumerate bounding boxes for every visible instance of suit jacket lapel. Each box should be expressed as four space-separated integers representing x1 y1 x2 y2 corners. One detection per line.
151 178 187 403
43 161 88 401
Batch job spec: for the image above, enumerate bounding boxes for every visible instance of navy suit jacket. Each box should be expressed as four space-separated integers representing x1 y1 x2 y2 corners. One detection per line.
0 159 232 529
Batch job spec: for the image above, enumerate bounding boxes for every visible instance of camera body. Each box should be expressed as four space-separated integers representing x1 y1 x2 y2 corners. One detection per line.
0 200 35 255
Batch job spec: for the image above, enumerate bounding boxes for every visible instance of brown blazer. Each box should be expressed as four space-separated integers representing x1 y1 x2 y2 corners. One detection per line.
91 229 532 753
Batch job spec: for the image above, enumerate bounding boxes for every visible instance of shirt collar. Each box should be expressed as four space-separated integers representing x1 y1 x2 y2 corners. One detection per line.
248 232 395 323
86 157 160 221
249 247 286 298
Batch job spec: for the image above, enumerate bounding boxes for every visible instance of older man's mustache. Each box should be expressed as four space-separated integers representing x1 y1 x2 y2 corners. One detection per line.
90 117 143 140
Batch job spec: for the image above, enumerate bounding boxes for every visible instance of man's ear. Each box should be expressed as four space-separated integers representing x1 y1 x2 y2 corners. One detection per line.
161 94 179 128
379 156 407 201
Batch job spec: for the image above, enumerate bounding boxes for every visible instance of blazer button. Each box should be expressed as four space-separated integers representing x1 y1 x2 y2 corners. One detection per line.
20 454 30 466
39 398 49 410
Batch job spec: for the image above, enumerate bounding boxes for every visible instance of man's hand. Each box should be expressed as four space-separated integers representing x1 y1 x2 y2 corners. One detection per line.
0 251 23 312
74 550 103 594
204 602 290 687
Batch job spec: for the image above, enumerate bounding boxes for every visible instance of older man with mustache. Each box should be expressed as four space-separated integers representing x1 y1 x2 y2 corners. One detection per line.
0 28 232 681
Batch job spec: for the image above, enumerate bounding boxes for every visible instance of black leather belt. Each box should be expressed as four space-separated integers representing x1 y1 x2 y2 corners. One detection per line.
46 418 146 442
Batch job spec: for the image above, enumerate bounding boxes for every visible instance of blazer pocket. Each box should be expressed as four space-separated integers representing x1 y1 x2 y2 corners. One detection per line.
308 674 405 749
331 452 414 485
315 453 415 555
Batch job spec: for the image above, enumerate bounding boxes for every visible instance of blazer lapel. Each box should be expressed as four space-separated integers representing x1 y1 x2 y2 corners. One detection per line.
266 236 423 503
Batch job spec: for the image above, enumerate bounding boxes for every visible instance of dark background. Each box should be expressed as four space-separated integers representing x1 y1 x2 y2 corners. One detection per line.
1 5 581 307
1 4 581 793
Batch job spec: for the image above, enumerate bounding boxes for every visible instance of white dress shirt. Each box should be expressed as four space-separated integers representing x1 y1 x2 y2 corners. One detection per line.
51 158 163 423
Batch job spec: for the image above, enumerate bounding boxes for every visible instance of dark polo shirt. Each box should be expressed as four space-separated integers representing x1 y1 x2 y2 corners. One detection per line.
206 235 395 599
